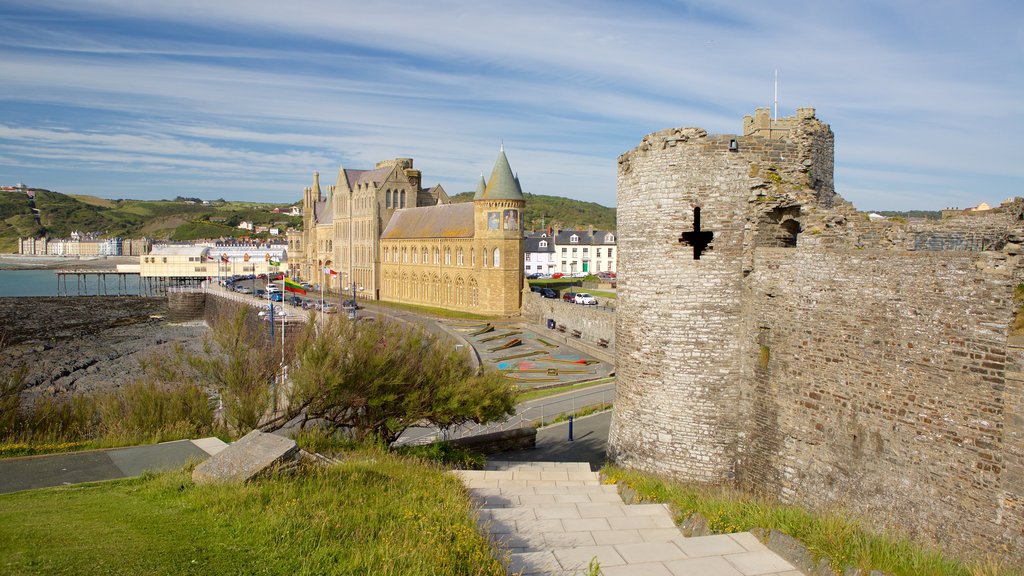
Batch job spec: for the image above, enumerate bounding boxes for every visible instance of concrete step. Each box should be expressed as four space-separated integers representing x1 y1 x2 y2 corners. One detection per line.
454 462 801 576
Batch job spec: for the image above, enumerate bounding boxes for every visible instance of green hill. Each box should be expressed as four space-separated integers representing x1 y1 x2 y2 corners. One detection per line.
1 189 301 252
449 191 616 231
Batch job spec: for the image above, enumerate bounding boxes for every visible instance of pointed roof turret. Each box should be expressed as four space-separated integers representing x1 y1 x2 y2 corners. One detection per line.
473 172 487 200
480 147 524 201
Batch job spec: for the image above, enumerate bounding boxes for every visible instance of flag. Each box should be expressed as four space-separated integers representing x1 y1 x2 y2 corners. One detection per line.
221 253 229 263
265 253 271 262
270 257 280 266
284 278 306 295
323 266 337 276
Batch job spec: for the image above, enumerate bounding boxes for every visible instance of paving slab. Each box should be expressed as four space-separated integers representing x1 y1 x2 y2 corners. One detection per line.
192 429 298 484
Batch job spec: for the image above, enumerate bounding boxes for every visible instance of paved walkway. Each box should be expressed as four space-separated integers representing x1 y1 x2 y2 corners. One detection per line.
454 461 800 576
0 438 226 494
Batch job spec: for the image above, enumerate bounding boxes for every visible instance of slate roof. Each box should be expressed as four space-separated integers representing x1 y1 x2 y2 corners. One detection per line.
344 167 392 190
313 200 333 225
554 230 617 245
524 236 554 253
380 203 475 239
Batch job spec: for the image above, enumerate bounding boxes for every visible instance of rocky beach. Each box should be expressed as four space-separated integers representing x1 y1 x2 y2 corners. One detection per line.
0 296 209 403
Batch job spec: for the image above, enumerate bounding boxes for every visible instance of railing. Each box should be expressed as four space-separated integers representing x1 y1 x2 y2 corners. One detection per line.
396 385 615 446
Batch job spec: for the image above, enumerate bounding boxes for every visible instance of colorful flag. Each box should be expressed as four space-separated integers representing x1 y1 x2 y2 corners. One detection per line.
323 266 337 276
270 257 281 266
284 278 306 295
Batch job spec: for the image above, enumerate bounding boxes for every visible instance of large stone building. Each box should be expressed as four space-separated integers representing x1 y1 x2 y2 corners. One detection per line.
289 149 524 315
610 107 1024 560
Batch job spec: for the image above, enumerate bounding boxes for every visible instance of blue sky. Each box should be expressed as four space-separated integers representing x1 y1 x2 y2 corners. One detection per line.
0 1 1020 211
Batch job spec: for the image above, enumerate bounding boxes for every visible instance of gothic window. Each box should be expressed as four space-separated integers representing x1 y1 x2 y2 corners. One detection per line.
400 190 406 208
471 248 476 267
455 276 465 306
422 247 428 264
444 274 452 304
457 248 464 266
433 248 439 264
445 248 451 265
483 248 488 267
385 190 391 208
383 247 388 262
493 248 500 267
468 278 479 306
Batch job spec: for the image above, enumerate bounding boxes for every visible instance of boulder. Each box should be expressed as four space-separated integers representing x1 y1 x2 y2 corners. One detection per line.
192 430 299 485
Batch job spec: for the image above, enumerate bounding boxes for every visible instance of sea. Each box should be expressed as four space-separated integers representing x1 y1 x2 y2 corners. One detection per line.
0 269 143 297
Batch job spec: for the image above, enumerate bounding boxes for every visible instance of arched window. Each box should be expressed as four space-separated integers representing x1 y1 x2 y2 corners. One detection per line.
402 247 407 263
444 248 451 265
455 276 465 306
483 248 488 267
422 247 428 264
383 247 388 262
468 278 479 307
444 274 452 304
400 190 406 208
471 248 476 267
457 248 463 266
385 190 391 208
433 248 439 264
493 248 500 267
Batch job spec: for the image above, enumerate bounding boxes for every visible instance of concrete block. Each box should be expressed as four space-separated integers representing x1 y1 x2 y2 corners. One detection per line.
191 430 299 485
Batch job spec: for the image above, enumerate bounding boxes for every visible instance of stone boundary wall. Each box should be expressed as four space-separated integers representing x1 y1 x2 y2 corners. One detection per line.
521 291 615 349
744 248 1022 559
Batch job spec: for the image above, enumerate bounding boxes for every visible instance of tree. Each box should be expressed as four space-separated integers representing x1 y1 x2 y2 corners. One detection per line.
269 316 516 444
187 305 285 432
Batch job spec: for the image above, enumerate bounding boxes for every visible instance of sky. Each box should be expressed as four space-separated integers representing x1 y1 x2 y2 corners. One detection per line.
0 1 1021 212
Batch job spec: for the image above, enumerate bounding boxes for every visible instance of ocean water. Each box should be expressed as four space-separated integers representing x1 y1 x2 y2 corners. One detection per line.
0 269 143 297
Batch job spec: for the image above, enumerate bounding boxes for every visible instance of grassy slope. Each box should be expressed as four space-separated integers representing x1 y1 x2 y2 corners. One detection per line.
0 452 504 576
450 191 616 231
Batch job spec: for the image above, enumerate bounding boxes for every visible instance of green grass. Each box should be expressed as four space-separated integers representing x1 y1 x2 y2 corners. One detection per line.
601 466 1020 576
370 299 496 320
0 450 505 576
516 377 614 402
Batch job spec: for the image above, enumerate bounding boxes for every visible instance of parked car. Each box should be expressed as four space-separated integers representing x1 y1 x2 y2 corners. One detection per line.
562 291 576 303
530 285 543 293
341 299 361 309
269 293 283 302
255 289 266 298
322 303 338 314
551 273 564 279
540 288 558 299
526 273 541 279
236 286 252 294
289 296 304 307
266 283 280 293
574 292 597 305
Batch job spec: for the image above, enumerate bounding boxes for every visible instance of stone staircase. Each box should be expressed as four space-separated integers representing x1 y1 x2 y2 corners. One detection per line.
454 461 800 576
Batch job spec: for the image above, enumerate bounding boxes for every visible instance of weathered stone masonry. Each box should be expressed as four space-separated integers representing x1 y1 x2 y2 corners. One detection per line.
609 107 1024 560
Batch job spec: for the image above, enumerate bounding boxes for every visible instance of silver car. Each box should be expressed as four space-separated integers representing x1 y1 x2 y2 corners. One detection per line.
574 292 597 305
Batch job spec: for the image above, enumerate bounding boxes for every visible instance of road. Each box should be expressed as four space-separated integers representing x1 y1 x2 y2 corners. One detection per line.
397 380 615 445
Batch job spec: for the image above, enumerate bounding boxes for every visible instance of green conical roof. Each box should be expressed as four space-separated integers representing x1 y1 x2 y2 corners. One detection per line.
473 173 487 200
481 147 524 201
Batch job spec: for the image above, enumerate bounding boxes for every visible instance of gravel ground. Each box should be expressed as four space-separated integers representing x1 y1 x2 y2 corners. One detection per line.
0 296 209 403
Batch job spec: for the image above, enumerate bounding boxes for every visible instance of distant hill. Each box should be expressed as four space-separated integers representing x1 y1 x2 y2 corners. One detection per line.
449 192 616 232
0 189 300 253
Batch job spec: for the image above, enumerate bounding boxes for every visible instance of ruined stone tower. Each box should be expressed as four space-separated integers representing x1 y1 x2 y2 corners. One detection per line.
609 108 1024 560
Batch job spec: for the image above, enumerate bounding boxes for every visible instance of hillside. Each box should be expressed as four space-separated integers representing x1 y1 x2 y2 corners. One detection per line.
449 191 616 231
1 190 301 252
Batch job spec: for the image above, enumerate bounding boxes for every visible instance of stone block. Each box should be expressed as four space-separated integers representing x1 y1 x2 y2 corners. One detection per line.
192 430 299 484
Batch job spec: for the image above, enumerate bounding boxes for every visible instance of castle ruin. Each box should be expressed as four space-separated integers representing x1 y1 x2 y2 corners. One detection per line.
609 108 1024 560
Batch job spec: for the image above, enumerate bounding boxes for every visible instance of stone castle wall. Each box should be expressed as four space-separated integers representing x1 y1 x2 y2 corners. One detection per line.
610 109 1024 560
521 291 615 348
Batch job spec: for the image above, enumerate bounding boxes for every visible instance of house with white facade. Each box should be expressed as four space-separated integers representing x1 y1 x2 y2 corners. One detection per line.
553 229 617 274
524 233 556 275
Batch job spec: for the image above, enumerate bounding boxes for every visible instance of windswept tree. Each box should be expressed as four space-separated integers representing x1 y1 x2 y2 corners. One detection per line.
268 316 516 444
187 304 288 432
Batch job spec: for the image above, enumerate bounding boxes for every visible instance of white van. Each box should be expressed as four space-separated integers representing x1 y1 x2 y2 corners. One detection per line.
266 283 280 294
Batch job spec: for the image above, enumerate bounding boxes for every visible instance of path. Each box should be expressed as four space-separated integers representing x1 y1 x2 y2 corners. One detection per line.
0 438 226 494
455 461 800 576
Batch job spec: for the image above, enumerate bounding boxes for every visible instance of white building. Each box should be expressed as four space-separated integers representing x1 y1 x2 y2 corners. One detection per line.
553 229 616 274
524 233 557 275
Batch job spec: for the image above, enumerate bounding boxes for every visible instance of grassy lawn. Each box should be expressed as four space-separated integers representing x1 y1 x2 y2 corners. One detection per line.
0 451 504 576
602 466 1018 576
516 377 614 402
370 299 495 320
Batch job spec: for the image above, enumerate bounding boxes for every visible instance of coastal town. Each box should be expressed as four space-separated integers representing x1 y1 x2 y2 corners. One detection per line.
1 3 1022 575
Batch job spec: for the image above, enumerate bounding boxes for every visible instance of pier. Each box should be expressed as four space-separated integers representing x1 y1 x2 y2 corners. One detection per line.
54 269 205 297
